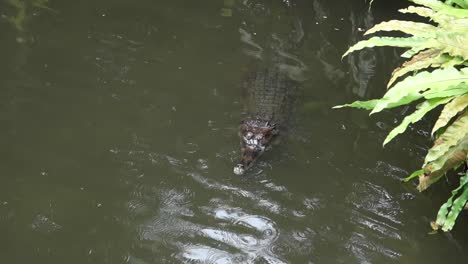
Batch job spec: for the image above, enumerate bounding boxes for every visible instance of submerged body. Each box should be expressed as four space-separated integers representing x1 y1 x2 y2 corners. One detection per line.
234 67 297 175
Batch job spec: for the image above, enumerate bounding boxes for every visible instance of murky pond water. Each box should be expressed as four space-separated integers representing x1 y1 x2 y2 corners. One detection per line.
1 0 468 263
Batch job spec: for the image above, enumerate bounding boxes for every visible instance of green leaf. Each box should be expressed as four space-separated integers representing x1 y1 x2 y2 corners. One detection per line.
434 172 468 231
435 32 468 59
371 67 468 114
399 6 450 25
425 109 468 165
410 0 468 18
403 169 424 182
332 99 378 110
388 49 443 87
364 20 437 36
383 97 453 145
344 32 468 63
401 47 429 59
399 5 435 18
398 6 447 24
432 94 468 134
419 134 468 191
423 84 468 99
435 32 468 60
439 54 466 68
451 0 468 9
443 181 468 231
395 33 468 60
343 37 426 58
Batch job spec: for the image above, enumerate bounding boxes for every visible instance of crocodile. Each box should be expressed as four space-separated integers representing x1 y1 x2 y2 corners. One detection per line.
233 66 297 175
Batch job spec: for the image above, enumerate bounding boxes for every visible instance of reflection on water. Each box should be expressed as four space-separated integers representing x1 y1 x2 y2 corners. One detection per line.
346 8 377 98
119 148 289 263
111 141 463 264
238 0 308 81
1 0 468 264
181 208 282 263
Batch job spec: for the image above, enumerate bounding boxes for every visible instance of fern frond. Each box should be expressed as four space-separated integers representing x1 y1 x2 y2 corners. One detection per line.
337 0 468 232
432 94 468 134
399 5 453 25
388 49 443 87
343 36 426 58
444 17 468 32
451 0 468 9
333 99 378 110
364 20 437 36
435 172 468 232
418 134 467 191
435 32 468 59
419 111 468 191
399 5 435 17
372 67 468 114
411 0 468 18
383 97 453 145
422 84 468 99
425 110 468 166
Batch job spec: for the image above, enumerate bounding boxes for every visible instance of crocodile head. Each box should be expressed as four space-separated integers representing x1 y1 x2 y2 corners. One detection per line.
233 120 277 175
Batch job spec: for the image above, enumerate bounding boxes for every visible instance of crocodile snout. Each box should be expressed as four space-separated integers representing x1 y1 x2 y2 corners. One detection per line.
234 120 277 175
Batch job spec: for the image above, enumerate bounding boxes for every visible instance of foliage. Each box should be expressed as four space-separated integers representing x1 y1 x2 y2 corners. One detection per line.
434 171 468 231
337 0 468 231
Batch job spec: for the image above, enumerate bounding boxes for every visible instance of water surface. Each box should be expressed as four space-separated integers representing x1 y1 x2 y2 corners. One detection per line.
1 0 468 263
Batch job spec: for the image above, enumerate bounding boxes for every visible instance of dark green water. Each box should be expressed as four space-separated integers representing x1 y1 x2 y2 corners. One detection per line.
1 0 468 263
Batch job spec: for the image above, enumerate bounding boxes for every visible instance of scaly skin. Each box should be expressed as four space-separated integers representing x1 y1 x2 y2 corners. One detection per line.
234 67 295 175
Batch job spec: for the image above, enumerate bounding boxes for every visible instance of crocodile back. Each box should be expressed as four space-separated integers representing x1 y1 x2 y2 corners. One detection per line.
242 67 297 127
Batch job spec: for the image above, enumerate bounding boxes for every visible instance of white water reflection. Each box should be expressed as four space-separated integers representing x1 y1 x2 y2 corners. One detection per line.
189 172 283 214
115 144 422 263
179 244 247 264
133 186 286 263
178 206 285 264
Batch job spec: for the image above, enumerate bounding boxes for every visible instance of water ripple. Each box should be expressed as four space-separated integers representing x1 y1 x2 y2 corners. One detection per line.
118 146 416 264
344 178 406 262
189 172 282 214
178 244 247 264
